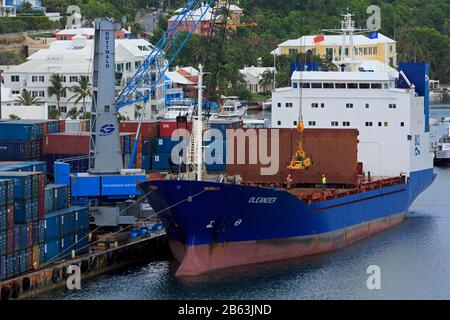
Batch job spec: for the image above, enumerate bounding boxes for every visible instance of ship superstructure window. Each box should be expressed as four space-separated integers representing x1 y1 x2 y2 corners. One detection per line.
293 121 297 126
311 83 322 89
335 83 346 89
359 83 370 89
277 121 281 126
343 121 351 127
277 103 281 108
308 121 316 126
347 83 358 89
293 82 298 88
389 103 397 109
401 122 405 127
371 83 382 89
378 122 382 127
346 103 354 109
365 103 370 109
311 103 319 108
365 122 373 127
286 103 293 108
300 83 310 88
321 103 325 108
323 83 334 89
384 122 389 127
331 121 339 127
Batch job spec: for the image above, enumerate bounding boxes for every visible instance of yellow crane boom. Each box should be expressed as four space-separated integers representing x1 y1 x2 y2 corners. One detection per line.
287 121 312 170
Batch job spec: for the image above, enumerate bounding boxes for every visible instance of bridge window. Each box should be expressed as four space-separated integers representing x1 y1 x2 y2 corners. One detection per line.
323 83 334 89
335 83 346 89
308 121 316 126
371 83 382 89
389 103 397 109
286 103 293 108
346 103 354 109
365 103 370 108
311 103 319 108
277 121 281 126
300 83 311 88
365 122 373 127
331 121 339 127
343 121 351 127
347 83 358 89
359 83 370 89
401 122 405 127
321 103 325 108
311 83 322 89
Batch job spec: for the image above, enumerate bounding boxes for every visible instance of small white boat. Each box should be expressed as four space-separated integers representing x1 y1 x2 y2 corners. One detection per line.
212 96 247 120
262 99 272 110
159 98 194 120
243 118 268 128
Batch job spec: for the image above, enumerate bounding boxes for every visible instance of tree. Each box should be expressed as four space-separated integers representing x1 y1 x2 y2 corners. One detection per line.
68 76 91 116
47 74 66 113
48 107 60 120
67 107 79 119
258 70 274 93
16 90 41 105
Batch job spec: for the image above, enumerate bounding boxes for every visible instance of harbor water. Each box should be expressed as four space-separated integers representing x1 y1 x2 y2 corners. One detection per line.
34 105 450 300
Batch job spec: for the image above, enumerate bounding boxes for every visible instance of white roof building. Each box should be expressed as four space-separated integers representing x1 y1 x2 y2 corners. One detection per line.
239 65 275 94
3 36 164 116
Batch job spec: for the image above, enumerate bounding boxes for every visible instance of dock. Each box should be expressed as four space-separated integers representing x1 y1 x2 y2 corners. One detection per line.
0 231 169 300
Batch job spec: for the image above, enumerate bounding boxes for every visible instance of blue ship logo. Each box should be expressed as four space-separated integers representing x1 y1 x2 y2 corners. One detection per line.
100 124 115 136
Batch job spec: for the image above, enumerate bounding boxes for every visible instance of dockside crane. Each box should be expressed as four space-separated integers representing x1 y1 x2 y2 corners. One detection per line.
115 0 218 169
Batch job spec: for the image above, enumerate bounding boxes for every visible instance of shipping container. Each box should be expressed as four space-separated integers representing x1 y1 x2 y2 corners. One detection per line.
142 155 152 170
119 120 160 138
26 246 32 271
0 172 33 199
43 238 60 263
32 244 40 269
73 206 89 232
159 121 192 138
13 224 27 252
43 133 90 155
0 161 47 175
60 234 74 258
6 203 14 230
44 211 61 241
45 184 70 211
6 228 13 254
0 254 6 281
6 254 15 278
14 198 32 224
0 121 41 141
60 209 75 235
0 141 33 160
154 137 189 154
142 138 157 155
0 230 6 255
151 153 172 171
226 128 359 185
0 179 14 205
74 232 89 255
19 249 26 274
32 220 44 245
0 206 6 231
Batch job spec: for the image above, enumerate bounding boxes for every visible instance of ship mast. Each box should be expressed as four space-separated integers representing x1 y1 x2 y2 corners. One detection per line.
323 11 372 72
197 64 204 181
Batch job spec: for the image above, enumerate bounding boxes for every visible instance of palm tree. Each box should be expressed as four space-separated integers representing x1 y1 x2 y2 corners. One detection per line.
16 90 41 105
68 76 91 115
47 74 66 113
259 70 274 93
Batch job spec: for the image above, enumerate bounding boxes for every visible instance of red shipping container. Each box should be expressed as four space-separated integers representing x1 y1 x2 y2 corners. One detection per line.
38 172 45 196
38 194 45 220
43 133 90 155
26 222 33 247
7 228 14 255
6 203 14 230
119 121 160 138
59 119 66 132
159 121 192 138
42 122 48 135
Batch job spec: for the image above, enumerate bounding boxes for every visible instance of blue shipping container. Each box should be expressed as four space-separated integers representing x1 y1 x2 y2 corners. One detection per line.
60 234 74 258
152 153 172 171
60 209 75 235
75 232 89 255
14 198 32 224
0 122 36 141
19 249 26 274
73 206 89 232
142 155 152 170
0 255 6 281
0 206 6 231
0 172 32 199
155 137 188 154
44 239 60 263
44 211 61 241
0 230 6 256
0 179 14 205
47 184 70 211
6 254 15 279
13 225 27 252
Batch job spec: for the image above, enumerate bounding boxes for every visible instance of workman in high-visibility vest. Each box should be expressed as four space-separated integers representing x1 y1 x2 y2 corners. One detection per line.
321 174 327 189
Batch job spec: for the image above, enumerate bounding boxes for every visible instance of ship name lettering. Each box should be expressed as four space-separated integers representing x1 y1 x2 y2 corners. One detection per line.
248 197 277 204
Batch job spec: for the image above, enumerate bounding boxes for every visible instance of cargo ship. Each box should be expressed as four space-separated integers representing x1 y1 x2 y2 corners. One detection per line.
139 13 436 277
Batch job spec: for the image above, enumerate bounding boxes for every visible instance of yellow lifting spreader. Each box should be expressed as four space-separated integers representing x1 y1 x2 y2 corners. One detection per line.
287 120 312 170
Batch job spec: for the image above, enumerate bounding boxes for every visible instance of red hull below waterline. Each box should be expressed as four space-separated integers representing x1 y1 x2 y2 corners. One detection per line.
171 213 406 277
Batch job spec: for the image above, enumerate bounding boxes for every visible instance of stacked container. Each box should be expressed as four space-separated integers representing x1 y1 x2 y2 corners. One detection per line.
43 206 89 263
0 171 46 280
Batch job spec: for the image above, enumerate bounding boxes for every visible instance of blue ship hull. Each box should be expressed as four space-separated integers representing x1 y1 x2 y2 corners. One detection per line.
140 169 435 276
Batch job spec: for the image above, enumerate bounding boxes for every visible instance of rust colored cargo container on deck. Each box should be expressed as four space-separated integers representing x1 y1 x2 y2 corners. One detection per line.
119 121 160 138
159 121 192 138
226 128 359 186
43 133 90 155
